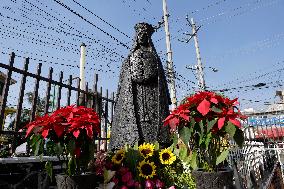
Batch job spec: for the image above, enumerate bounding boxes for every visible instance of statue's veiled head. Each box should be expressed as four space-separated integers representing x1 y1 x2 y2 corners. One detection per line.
134 23 155 47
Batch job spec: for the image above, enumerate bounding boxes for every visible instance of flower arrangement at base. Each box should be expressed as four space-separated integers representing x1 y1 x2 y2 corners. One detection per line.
25 105 100 177
163 91 246 188
97 142 195 189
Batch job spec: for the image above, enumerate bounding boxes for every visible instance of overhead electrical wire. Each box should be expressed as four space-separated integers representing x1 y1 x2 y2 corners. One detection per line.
71 0 131 39
188 0 229 15
53 0 130 49
211 61 284 90
199 0 280 26
0 12 125 60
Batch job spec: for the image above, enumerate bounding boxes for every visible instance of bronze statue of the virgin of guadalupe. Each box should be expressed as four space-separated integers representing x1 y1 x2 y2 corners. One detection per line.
109 23 171 150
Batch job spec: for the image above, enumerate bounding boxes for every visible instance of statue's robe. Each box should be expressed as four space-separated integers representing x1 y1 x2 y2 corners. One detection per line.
109 25 171 150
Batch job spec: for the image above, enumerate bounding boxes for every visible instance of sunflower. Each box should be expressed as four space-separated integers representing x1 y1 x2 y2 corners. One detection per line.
138 143 155 158
111 149 125 164
137 160 156 179
159 148 176 165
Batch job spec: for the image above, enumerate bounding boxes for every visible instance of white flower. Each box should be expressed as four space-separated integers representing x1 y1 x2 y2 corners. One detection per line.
103 168 116 183
97 182 115 189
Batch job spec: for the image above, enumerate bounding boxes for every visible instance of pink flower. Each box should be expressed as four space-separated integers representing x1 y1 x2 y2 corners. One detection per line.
134 181 142 189
145 179 155 189
168 186 176 189
112 177 119 185
127 179 135 187
121 186 128 189
119 167 129 175
155 179 165 188
122 172 132 183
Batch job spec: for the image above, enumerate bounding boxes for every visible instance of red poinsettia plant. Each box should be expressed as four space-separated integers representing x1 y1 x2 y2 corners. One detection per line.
25 105 100 176
164 91 246 171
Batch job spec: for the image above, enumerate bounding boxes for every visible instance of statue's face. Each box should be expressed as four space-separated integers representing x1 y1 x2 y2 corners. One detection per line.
137 31 148 46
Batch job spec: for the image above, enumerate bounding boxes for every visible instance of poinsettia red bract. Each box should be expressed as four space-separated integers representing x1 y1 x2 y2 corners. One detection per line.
25 105 100 139
163 91 246 133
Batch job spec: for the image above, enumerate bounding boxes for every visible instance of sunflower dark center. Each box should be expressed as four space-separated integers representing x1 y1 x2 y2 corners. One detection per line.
141 149 151 156
116 153 123 161
141 164 153 176
162 153 170 161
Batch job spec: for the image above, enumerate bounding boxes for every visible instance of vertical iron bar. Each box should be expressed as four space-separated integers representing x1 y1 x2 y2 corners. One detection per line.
67 75 72 106
56 71 63 110
97 87 102 151
104 89 108 151
0 52 15 130
85 82 88 107
76 78 80 106
111 92 114 124
44 67 53 114
30 63 42 121
92 74 98 110
14 57 29 131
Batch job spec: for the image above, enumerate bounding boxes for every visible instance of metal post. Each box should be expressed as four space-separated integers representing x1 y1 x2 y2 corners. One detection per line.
79 43 86 105
162 0 177 109
191 18 205 91
80 43 86 90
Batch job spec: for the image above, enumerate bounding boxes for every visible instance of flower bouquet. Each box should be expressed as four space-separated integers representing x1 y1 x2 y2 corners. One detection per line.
97 142 195 189
163 91 246 188
25 105 100 189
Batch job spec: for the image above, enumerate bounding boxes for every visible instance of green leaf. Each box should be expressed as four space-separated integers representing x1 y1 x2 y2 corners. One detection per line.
216 149 229 165
34 137 44 156
199 121 204 135
125 148 139 175
179 127 191 145
234 128 244 148
172 134 178 146
46 140 56 156
179 146 188 161
184 156 191 165
89 142 95 160
67 139 76 156
205 133 212 150
211 106 222 113
133 142 139 150
190 150 198 170
68 156 76 176
225 122 237 138
190 118 196 127
207 119 217 131
198 131 204 146
154 141 160 151
45 161 53 182
55 143 63 155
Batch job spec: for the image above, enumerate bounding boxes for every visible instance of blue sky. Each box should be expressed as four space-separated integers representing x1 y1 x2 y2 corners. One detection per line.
0 0 283 111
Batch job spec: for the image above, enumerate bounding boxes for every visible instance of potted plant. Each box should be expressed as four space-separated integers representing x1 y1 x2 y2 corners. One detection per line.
97 142 196 189
164 91 246 189
25 105 100 189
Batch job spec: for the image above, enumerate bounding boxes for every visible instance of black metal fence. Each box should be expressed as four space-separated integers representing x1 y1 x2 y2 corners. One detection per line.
0 52 114 153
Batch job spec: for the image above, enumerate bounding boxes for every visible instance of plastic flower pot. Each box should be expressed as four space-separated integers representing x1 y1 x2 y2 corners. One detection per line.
192 168 234 189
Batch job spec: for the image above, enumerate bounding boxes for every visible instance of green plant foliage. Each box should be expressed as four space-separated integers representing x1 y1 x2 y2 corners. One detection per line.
163 91 246 172
234 128 245 148
45 161 53 182
160 160 196 189
216 149 229 165
68 156 76 176
225 122 237 138
179 127 191 145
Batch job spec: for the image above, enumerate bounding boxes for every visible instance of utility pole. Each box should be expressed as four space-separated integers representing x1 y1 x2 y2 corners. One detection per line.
182 17 206 91
162 0 177 109
190 18 205 91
